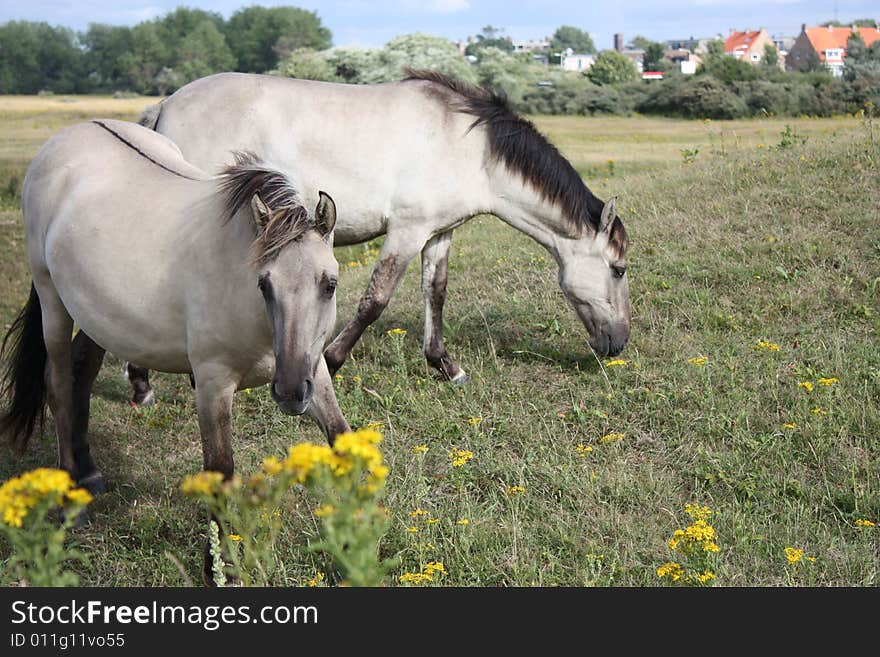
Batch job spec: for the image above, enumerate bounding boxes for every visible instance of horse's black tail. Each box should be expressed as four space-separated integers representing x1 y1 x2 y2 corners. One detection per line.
0 283 47 450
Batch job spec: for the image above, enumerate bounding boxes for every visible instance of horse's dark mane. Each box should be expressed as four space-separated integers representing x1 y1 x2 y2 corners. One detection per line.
403 69 627 258
219 152 314 266
91 120 198 181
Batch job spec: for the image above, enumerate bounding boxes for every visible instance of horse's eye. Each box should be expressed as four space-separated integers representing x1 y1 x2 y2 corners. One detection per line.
323 277 337 298
612 265 626 279
257 276 268 295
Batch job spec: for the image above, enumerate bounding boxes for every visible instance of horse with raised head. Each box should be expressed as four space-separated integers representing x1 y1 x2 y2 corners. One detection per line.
0 120 346 527
126 69 630 403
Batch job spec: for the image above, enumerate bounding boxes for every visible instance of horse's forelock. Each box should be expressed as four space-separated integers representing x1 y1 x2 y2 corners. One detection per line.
218 153 315 267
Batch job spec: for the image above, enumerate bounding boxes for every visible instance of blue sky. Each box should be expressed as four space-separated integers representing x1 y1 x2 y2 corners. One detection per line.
1 1 877 48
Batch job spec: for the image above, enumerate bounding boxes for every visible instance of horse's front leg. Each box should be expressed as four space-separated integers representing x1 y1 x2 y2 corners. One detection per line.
324 233 422 375
306 356 350 444
192 362 237 585
421 230 468 384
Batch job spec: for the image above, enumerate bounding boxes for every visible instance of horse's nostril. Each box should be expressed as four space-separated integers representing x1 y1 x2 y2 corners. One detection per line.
297 379 314 403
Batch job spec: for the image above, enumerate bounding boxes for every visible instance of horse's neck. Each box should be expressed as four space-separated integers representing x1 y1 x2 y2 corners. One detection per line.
488 170 574 260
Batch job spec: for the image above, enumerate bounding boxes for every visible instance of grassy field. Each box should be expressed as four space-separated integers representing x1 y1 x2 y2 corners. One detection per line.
0 97 878 586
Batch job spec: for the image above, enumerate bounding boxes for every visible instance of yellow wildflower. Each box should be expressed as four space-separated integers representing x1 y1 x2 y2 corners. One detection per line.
366 421 385 431
694 571 715 584
406 526 419 533
688 356 708 366
180 471 225 497
424 518 439 525
855 519 875 527
314 504 336 518
684 504 713 521
605 359 628 367
817 377 838 386
457 518 470 525
506 485 526 496
409 508 428 518
346 261 360 268
398 572 432 584
412 444 428 454
782 423 798 430
65 488 93 506
450 449 474 468
755 340 780 351
599 432 625 444
467 417 482 427
334 373 343 382
308 571 325 587
261 456 283 476
228 534 242 542
386 328 407 336
798 381 813 392
575 443 594 455
784 547 804 564
811 408 827 415
657 562 684 581
424 561 447 577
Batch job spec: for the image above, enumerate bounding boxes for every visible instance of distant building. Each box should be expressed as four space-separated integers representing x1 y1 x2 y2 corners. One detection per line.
665 37 702 52
786 24 880 76
724 28 778 65
613 33 645 72
561 49 595 72
664 47 701 74
512 37 550 53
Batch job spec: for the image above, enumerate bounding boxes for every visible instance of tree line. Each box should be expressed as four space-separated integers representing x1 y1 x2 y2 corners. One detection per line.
0 7 877 118
0 6 330 94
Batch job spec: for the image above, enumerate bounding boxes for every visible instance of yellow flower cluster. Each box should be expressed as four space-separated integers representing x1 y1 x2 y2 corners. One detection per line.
598 432 625 444
605 359 628 367
467 417 482 427
668 505 720 554
782 423 798 430
457 518 470 526
855 519 876 527
386 328 407 336
687 356 708 367
180 471 225 497
308 571 325 587
506 485 526 496
450 449 474 468
0 468 93 528
817 377 838 386
657 562 684 581
798 381 814 392
575 443 594 455
399 561 447 585
755 340 780 351
784 547 804 563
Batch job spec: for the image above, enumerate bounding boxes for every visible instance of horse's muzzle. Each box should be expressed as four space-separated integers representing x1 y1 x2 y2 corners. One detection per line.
271 379 314 415
589 325 630 358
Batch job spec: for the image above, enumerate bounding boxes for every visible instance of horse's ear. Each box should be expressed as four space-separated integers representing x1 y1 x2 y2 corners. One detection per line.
315 191 336 238
598 197 616 235
250 193 270 229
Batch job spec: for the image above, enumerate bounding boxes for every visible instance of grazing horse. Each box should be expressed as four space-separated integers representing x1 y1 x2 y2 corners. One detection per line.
0 119 346 513
126 69 630 405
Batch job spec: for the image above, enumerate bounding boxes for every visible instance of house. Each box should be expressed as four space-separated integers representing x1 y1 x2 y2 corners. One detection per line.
613 33 645 72
561 50 594 72
786 24 880 76
724 28 778 65
512 38 550 53
664 47 701 74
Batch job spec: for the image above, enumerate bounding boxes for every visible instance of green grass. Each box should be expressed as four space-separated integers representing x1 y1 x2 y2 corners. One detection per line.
0 99 878 586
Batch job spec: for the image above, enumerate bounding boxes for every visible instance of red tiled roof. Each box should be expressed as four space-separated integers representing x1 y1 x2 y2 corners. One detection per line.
724 30 762 54
804 26 880 61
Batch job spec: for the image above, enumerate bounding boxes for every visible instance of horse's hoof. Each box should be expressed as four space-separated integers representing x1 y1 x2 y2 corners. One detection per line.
78 471 107 496
68 507 90 529
450 371 469 385
131 389 155 407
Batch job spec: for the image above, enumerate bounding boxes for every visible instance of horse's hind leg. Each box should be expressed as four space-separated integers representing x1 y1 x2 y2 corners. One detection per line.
33 283 77 478
71 331 107 494
421 231 467 384
124 362 154 407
